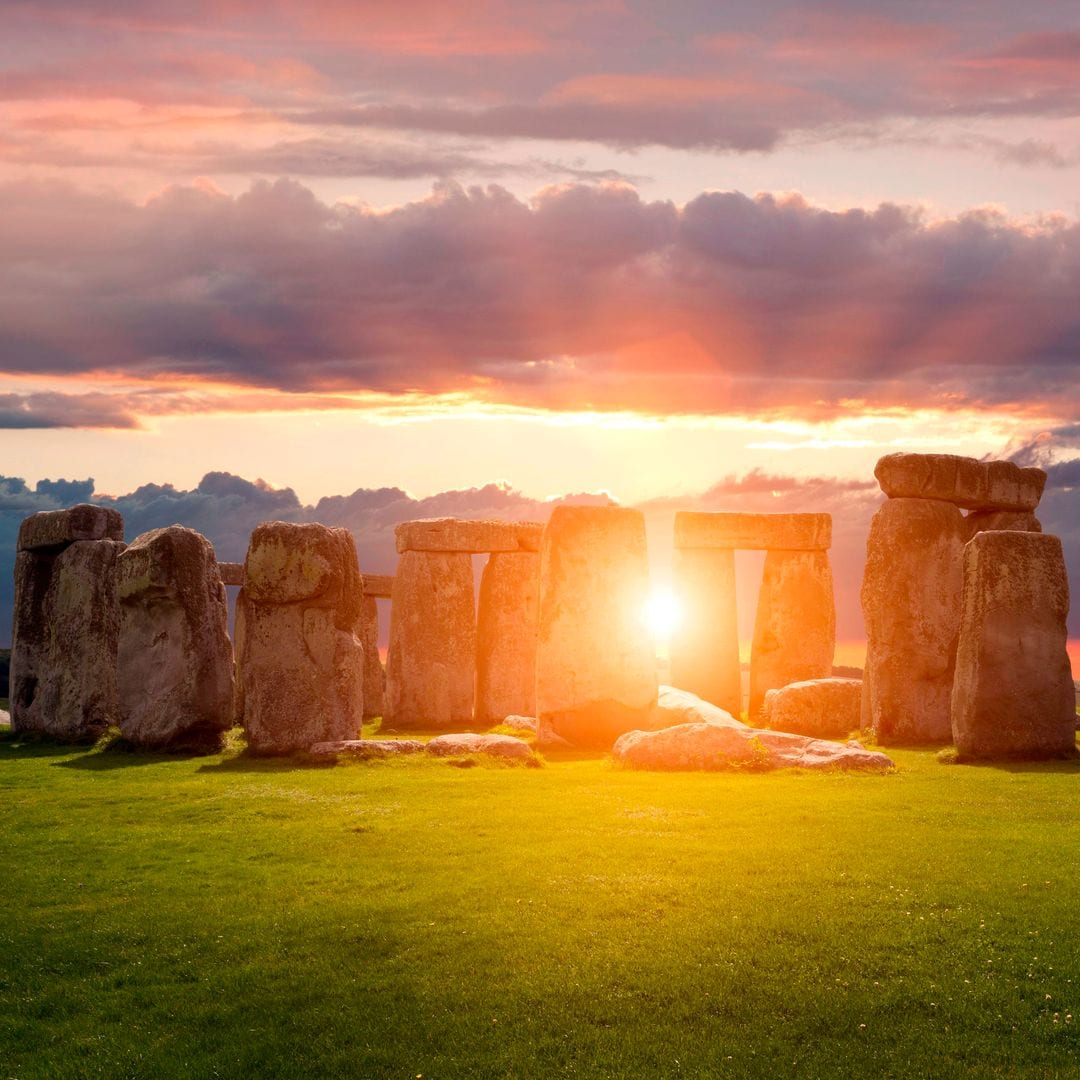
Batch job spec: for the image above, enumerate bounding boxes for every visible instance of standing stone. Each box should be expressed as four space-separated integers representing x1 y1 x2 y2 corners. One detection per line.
11 539 124 739
951 532 1075 759
861 498 966 743
475 551 540 726
359 595 384 721
384 551 475 729
965 510 1041 539
238 522 364 753
535 506 657 748
670 547 741 715
749 550 835 720
115 526 234 750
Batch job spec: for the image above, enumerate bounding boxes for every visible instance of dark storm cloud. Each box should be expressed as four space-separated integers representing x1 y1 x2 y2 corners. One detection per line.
1 178 1078 422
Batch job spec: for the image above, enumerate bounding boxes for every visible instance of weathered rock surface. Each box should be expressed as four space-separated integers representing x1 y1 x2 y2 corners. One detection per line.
749 549 835 719
358 595 384 721
475 551 540 726
239 522 365 753
613 688 894 772
951 531 1075 759
861 498 966 744
426 732 536 761
875 453 1046 512
670 547 741 715
384 550 475 729
17 504 123 551
0 709 9 726
361 573 394 598
115 526 234 750
965 510 1042 539
218 562 245 586
502 714 538 732
650 685 744 729
535 506 657 748
763 677 862 739
395 518 544 554
11 539 124 739
675 511 831 551
308 738 424 759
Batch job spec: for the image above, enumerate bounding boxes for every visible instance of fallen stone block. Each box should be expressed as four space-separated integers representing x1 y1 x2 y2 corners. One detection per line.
426 732 536 761
875 453 1046 512
308 739 425 759
502 715 538 733
951 531 1075 760
763 678 862 739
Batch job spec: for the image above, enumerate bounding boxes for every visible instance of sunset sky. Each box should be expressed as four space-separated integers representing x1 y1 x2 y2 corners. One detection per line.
3 1 1080 643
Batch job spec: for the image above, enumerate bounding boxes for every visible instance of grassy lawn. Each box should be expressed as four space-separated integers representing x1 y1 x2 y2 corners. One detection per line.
2 731 1080 1078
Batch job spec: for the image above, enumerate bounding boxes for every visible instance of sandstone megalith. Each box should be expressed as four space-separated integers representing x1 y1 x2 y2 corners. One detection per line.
861 497 966 743
875 453 1046 512
11 505 124 740
475 550 540 726
951 531 1075 760
384 550 476 729
115 526 234 750
670 546 740 715
358 594 385 721
749 550 835 719
535 506 656 748
238 522 364 753
763 677 862 739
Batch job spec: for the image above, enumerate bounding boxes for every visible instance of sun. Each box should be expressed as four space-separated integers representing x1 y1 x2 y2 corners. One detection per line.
643 585 683 643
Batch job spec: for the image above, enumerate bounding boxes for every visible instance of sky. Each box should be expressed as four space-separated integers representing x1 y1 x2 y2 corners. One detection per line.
2 0 1080 642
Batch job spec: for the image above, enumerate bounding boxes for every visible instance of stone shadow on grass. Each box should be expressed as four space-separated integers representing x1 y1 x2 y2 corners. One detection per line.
54 733 224 770
0 729 90 758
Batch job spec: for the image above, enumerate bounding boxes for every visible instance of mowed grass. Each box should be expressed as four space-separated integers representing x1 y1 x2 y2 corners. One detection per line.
2 732 1080 1079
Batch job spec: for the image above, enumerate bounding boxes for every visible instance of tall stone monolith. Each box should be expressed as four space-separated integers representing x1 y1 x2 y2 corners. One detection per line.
11 505 124 740
670 547 741 715
475 551 540 726
359 595 385 721
115 526 234 750
535 506 657 748
384 551 476 729
238 522 364 753
861 497 966 743
951 531 1075 759
749 549 835 719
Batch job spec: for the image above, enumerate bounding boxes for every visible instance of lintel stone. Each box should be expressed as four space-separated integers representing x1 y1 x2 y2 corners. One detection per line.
875 453 1046 512
17 504 123 551
674 511 831 552
395 518 544 554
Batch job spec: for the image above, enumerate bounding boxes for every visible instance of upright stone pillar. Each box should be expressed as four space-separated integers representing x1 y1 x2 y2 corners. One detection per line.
749 549 835 719
10 505 124 740
358 595 384 721
239 522 364 753
670 547 740 715
860 498 966 743
475 551 540 726
951 531 1075 760
384 551 476 729
535 506 656 748
115 526 234 750
861 453 1048 746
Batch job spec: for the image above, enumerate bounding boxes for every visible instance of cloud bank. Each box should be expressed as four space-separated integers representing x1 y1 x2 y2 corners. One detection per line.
2 178 1080 425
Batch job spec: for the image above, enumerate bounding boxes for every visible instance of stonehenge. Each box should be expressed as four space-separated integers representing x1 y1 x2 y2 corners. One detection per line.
11 505 125 740
535 506 657 748
384 518 542 730
7 456 1073 768
671 512 835 718
861 453 1048 745
951 532 1074 760
115 526 234 750
238 522 365 753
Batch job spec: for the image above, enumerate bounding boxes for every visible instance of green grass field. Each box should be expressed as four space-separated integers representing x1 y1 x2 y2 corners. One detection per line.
2 729 1080 1079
